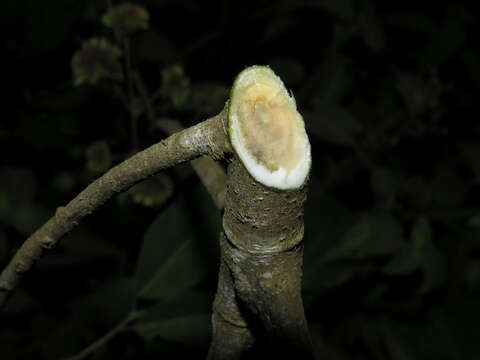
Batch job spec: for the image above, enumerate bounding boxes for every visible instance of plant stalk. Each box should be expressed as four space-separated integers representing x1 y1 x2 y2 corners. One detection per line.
209 157 314 359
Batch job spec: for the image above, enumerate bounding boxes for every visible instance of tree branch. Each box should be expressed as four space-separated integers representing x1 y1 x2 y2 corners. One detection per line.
208 248 255 360
218 158 314 359
0 109 230 309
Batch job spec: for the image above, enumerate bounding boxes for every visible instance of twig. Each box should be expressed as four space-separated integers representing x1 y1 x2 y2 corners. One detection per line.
63 311 137 360
0 109 231 309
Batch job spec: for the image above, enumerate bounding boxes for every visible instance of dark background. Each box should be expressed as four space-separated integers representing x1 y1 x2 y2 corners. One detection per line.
1 0 480 359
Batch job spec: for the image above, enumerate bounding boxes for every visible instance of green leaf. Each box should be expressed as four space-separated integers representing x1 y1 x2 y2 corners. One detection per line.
138 238 208 301
39 229 117 268
12 203 51 235
304 262 354 291
383 218 430 276
321 213 404 262
382 217 446 292
357 1 385 53
134 292 212 344
137 292 212 320
135 201 192 293
419 237 446 293
370 167 401 211
135 314 211 344
135 194 212 301
70 277 136 326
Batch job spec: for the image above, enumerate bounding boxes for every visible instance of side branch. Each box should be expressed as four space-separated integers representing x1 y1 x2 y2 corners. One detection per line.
0 109 230 309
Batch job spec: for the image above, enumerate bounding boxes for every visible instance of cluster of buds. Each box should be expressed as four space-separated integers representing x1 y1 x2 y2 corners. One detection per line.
129 174 173 207
72 38 122 86
102 3 149 34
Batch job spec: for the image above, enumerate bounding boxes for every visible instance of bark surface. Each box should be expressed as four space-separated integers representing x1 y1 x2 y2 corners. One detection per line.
209 157 314 359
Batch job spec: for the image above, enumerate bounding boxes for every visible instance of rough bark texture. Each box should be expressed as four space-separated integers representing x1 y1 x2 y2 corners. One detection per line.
209 157 314 359
155 118 227 210
208 256 255 360
0 110 230 309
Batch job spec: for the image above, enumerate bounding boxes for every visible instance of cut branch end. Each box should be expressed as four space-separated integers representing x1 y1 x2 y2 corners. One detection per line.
228 66 311 190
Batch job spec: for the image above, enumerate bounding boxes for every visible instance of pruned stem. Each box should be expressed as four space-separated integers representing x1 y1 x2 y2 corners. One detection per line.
215 157 314 359
209 65 313 359
208 255 255 360
0 109 230 309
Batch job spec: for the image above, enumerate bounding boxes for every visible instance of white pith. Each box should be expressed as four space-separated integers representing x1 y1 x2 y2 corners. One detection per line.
229 66 311 190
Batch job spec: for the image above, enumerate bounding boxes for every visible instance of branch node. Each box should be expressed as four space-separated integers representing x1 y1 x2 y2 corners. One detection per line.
15 260 28 274
55 206 66 219
40 235 56 249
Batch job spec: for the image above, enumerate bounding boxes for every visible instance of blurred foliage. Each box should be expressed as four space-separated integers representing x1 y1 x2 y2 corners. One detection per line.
161 64 191 108
72 38 122 86
86 139 112 173
103 3 149 34
2 0 480 359
129 173 173 207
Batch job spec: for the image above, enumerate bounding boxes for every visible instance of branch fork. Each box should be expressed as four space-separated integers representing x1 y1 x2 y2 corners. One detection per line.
1 66 314 359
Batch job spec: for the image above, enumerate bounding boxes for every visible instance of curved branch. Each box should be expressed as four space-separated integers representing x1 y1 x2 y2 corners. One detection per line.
0 109 230 309
208 246 255 360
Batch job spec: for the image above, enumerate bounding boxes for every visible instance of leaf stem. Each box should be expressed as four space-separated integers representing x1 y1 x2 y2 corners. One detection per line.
62 311 138 360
